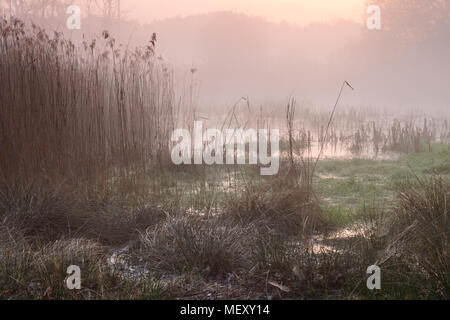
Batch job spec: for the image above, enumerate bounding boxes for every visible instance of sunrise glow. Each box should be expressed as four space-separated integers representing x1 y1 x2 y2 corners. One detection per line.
122 0 366 25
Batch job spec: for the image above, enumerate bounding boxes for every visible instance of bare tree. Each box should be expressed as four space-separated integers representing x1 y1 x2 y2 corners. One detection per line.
368 0 450 41
0 0 32 17
0 0 122 25
97 0 120 30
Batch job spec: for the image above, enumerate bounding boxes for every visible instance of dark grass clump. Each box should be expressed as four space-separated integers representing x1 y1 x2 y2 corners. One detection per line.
0 177 165 245
221 170 330 238
246 228 364 299
349 177 450 299
387 177 449 298
140 214 252 277
0 228 170 300
0 234 106 299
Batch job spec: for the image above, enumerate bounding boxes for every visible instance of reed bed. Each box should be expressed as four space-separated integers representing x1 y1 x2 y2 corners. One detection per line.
0 17 175 192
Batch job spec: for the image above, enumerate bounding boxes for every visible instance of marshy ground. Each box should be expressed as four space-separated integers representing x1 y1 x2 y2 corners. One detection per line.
2 145 448 300
0 17 449 300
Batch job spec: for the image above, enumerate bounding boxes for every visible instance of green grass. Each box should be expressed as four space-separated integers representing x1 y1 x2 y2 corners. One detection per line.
315 143 450 225
148 144 450 227
317 143 450 177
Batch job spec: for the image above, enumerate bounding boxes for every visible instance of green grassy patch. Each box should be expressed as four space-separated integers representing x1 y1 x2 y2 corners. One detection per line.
315 143 450 225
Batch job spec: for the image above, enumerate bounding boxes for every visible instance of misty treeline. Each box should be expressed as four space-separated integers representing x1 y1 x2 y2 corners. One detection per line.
0 1 448 190
369 0 450 41
1 1 449 108
0 0 120 19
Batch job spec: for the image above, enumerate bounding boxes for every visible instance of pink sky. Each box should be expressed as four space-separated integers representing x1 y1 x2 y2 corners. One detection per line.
120 0 366 26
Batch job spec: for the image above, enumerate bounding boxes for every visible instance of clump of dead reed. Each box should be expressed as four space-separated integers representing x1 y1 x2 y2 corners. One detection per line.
0 17 174 191
0 17 175 243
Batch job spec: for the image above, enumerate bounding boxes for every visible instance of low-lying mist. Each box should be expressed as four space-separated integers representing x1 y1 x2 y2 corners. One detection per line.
4 4 450 113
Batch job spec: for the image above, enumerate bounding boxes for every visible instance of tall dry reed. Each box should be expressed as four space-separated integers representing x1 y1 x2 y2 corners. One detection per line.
0 17 175 193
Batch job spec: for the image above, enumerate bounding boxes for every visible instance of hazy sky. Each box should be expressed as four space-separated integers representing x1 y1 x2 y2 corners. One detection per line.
121 0 366 25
